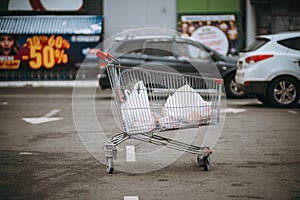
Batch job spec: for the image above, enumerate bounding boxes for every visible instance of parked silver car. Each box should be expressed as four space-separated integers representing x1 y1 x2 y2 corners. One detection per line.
236 32 300 107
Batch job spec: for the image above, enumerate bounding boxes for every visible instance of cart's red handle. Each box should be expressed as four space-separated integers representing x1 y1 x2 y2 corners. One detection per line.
96 50 114 60
95 50 106 60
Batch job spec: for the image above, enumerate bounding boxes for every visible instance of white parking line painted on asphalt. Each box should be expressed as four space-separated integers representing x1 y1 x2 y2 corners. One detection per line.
126 145 136 162
124 196 139 200
43 109 61 118
22 109 63 124
19 152 38 155
0 102 8 105
0 80 98 88
288 110 298 115
221 108 246 114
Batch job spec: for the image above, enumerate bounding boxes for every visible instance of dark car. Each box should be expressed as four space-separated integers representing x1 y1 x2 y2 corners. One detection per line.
98 35 245 98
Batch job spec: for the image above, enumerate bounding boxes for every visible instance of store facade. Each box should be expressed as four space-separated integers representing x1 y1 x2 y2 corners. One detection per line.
1 0 299 81
0 15 102 80
245 0 300 45
176 0 242 55
176 0 300 52
0 0 103 81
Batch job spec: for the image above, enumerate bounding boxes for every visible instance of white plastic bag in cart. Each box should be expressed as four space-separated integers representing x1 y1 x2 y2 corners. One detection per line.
121 81 155 134
162 85 211 127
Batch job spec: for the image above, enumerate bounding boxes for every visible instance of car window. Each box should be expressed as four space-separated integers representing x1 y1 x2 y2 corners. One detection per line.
115 40 144 54
278 37 300 50
143 41 174 57
244 38 270 52
174 42 209 60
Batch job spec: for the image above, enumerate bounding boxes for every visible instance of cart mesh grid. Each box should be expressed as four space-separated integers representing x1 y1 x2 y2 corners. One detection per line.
107 64 222 134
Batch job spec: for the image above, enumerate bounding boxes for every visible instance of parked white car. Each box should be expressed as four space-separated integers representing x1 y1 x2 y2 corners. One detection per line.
236 32 300 107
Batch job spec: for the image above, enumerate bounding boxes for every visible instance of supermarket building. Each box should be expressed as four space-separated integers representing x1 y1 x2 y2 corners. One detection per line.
0 0 299 81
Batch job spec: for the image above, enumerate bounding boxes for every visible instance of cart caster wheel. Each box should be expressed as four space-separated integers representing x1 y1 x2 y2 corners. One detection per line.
197 155 210 171
203 156 210 171
197 155 204 167
106 158 114 174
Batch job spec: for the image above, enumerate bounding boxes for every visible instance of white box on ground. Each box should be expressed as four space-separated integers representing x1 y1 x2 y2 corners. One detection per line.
126 145 136 162
124 196 139 200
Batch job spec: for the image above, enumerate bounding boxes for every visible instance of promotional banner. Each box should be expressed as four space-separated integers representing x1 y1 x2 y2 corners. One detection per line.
0 34 100 79
178 14 238 55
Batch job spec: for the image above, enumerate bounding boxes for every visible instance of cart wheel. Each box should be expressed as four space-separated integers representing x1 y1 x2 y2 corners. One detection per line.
106 158 114 174
197 155 205 167
197 155 210 171
203 156 210 171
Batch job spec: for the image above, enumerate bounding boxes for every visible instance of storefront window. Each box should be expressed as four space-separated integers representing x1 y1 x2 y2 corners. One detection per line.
255 2 300 35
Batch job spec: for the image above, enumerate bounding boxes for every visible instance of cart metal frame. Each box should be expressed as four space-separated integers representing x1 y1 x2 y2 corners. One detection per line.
96 50 223 173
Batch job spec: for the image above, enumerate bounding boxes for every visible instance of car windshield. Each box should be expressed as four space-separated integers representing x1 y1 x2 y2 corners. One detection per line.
243 38 270 52
115 40 145 54
143 41 174 57
174 42 209 60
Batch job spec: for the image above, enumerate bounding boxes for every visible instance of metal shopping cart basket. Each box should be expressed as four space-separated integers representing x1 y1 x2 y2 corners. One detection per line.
96 50 223 173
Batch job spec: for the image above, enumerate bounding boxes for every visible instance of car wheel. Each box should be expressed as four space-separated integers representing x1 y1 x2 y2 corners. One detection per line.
225 73 246 98
267 77 300 108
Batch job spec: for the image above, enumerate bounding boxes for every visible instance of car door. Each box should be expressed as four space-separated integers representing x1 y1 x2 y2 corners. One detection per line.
173 41 221 79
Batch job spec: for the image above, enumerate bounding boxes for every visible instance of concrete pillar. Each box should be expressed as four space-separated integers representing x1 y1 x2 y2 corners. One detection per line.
246 0 256 46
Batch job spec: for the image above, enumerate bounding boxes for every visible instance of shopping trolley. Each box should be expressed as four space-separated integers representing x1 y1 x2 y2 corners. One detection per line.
96 50 223 173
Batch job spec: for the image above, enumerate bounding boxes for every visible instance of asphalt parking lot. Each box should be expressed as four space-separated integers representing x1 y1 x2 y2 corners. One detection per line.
0 87 299 200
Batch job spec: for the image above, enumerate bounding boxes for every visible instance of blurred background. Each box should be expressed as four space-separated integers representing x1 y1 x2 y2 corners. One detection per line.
0 0 299 81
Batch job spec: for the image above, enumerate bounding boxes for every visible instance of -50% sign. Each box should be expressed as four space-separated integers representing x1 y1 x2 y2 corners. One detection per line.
22 35 70 69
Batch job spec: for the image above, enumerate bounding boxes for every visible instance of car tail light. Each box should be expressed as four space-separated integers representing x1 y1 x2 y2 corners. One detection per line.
245 54 273 63
244 81 251 86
